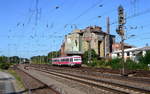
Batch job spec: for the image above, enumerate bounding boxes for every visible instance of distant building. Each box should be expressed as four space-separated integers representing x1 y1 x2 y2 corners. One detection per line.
112 46 150 62
112 43 135 51
60 26 115 58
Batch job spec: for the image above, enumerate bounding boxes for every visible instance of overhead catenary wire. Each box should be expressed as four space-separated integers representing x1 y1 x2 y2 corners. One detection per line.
1 0 150 57
68 0 103 24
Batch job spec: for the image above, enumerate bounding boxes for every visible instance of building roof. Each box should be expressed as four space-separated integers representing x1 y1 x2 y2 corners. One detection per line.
113 47 139 53
139 46 150 51
132 51 142 55
114 42 136 47
66 26 115 37
112 46 150 54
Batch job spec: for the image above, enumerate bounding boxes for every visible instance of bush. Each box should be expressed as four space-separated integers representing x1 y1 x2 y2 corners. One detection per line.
0 63 11 70
106 58 122 69
125 59 140 70
82 50 150 70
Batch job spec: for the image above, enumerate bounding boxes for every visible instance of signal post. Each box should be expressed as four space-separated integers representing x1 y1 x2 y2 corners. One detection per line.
116 5 126 76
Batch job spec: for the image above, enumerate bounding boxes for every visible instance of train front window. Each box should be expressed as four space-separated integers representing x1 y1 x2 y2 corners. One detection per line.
74 58 81 62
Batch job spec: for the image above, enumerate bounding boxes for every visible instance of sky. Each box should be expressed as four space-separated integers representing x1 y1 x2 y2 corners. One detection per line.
0 0 150 58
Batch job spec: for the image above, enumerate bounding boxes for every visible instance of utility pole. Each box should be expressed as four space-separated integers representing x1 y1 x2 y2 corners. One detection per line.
116 5 126 76
106 17 110 58
88 39 91 63
107 17 110 34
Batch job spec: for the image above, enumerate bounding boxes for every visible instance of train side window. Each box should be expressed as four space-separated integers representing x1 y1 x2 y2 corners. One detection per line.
70 58 73 62
65 59 68 62
66 58 69 62
62 59 65 62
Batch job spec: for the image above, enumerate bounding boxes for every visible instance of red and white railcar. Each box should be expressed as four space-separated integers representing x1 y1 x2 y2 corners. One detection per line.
51 56 82 66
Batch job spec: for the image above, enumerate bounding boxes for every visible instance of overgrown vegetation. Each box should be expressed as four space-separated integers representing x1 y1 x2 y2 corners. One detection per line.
31 55 48 64
82 49 99 64
0 63 12 70
139 51 150 65
0 56 25 88
0 56 21 70
7 69 25 89
82 49 150 70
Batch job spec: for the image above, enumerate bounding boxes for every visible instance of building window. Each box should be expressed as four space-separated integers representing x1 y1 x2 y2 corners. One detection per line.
127 52 130 56
117 53 119 56
75 40 77 46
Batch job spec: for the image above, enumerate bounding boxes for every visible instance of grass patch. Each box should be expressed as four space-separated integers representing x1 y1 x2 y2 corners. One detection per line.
6 69 25 89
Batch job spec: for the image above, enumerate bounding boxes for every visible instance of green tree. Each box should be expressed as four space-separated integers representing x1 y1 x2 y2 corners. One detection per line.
139 51 150 65
47 51 60 63
47 51 60 58
83 49 99 64
0 56 12 70
30 51 60 64
0 56 9 63
31 55 48 64
9 56 20 64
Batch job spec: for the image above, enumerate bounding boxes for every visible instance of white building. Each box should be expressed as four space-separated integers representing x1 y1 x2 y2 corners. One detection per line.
112 46 150 62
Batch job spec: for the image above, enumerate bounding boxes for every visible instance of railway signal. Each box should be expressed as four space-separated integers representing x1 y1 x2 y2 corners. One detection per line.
118 5 125 25
117 5 125 36
116 5 126 76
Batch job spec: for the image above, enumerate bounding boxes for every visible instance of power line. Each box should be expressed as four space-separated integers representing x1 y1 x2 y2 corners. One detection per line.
101 7 150 30
127 8 150 19
69 0 103 24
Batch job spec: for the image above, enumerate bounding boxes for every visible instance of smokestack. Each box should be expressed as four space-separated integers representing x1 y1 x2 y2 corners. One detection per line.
106 17 110 34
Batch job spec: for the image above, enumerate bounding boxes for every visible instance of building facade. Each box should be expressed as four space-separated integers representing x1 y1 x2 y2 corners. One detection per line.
112 46 150 62
60 26 115 58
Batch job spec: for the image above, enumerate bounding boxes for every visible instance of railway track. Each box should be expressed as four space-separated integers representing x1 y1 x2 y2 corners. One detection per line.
15 66 60 94
27 65 150 94
31 64 150 84
31 64 150 79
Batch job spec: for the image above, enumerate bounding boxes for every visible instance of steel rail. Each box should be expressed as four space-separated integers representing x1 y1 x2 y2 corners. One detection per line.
17 67 60 94
30 66 149 94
